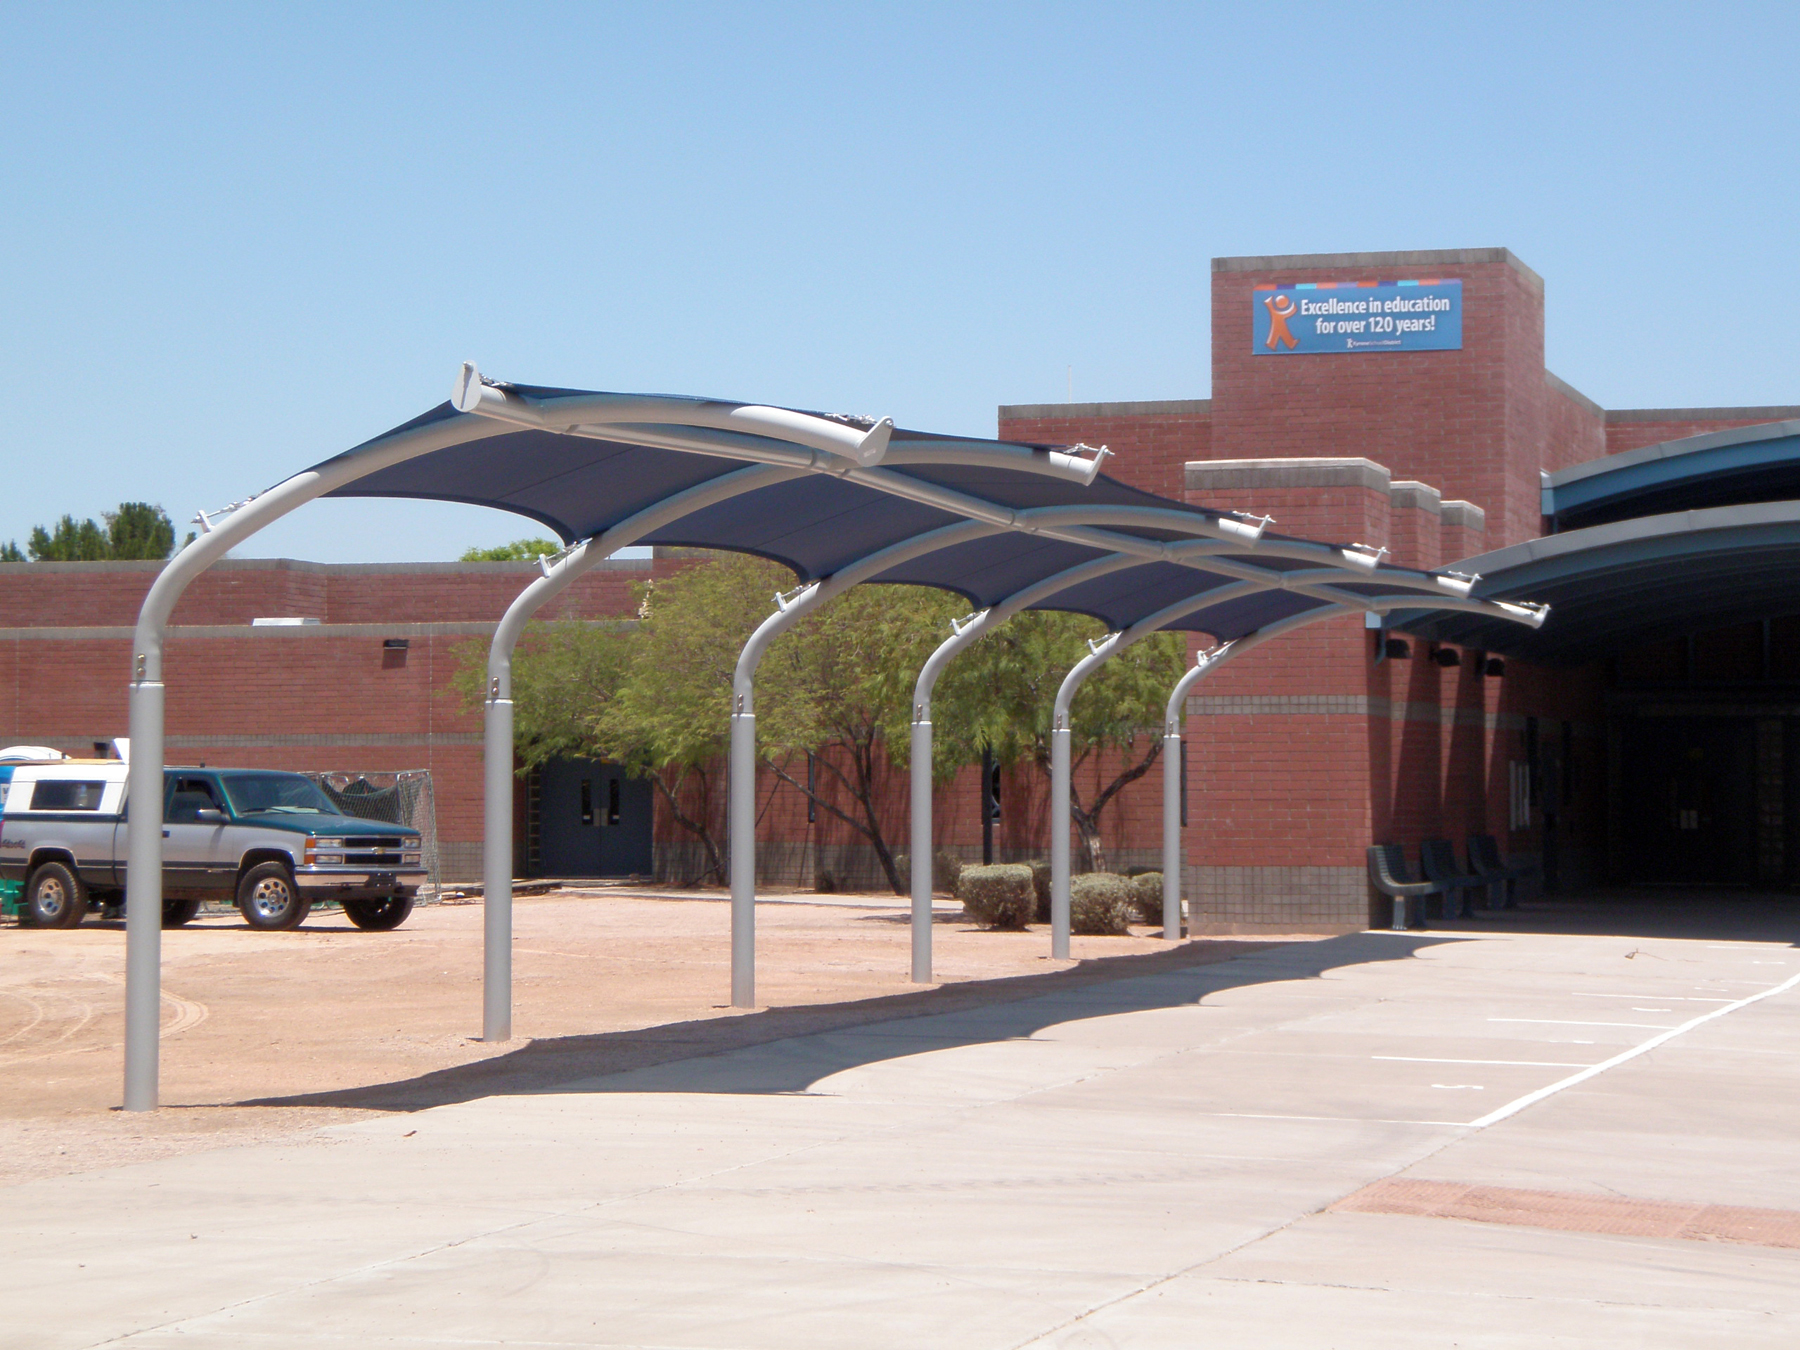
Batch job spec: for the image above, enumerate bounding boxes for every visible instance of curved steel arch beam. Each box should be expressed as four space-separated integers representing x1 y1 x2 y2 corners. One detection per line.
1158 605 1354 941
1046 580 1543 958
477 461 807 1043
121 412 515 1111
120 379 944 1110
723 516 1012 1006
904 551 1152 983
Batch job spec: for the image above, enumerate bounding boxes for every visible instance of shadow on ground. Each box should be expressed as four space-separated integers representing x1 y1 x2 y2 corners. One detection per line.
1451 886 1800 943
241 931 1455 1114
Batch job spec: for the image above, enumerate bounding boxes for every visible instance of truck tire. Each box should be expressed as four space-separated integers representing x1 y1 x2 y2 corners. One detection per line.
237 862 311 931
24 862 87 929
342 893 414 931
162 896 204 928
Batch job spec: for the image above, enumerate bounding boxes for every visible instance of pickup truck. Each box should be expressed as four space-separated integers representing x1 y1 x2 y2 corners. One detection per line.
0 758 424 931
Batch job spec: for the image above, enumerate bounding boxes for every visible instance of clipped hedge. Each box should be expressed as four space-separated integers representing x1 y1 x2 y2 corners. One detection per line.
956 863 1036 929
1029 860 1052 922
1069 872 1135 935
1128 871 1163 925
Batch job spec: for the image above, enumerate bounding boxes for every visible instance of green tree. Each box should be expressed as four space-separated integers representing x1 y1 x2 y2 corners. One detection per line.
936 610 1185 873
598 554 794 883
0 541 23 563
104 502 179 559
455 553 795 886
757 582 967 893
460 537 564 562
14 503 184 561
29 515 109 560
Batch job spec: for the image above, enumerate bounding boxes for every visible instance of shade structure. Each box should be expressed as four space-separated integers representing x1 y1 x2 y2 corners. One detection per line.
325 378 1510 644
1401 500 1800 666
1543 418 1800 532
119 366 1546 1111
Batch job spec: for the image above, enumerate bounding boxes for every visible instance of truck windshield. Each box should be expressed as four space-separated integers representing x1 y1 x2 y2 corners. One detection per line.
217 772 338 816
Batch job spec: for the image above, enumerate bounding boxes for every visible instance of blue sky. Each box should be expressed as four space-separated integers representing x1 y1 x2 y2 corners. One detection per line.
2 3 1794 562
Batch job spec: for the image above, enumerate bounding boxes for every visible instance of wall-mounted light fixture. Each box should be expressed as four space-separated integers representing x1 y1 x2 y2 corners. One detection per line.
1484 657 1505 677
383 638 410 651
1430 645 1461 667
1384 638 1411 660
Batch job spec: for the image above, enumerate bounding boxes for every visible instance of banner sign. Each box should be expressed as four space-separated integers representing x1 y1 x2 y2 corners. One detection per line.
1252 279 1462 355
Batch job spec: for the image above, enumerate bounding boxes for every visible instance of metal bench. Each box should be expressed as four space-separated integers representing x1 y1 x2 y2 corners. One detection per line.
1367 844 1439 931
1421 838 1486 919
1466 834 1535 910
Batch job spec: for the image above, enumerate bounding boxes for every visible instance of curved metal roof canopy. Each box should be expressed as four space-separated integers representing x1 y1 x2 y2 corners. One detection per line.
1403 500 1800 665
121 365 1547 1112
1544 419 1800 532
321 370 1525 642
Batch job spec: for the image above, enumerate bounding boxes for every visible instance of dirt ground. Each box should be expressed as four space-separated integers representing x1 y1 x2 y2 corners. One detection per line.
0 889 1295 1187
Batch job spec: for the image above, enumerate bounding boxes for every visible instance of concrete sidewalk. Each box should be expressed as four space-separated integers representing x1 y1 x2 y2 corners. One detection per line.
5 917 1799 1347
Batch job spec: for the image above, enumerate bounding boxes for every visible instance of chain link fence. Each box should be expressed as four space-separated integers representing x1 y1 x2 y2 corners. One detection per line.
300 770 441 899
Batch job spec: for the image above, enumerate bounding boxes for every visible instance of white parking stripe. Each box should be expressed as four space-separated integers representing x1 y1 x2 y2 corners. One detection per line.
1470 969 1800 1129
1571 992 1733 1002
1489 1018 1676 1029
1193 1112 1470 1128
1373 1056 1594 1068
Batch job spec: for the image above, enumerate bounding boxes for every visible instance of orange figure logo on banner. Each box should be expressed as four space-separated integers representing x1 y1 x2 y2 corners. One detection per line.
1264 293 1300 350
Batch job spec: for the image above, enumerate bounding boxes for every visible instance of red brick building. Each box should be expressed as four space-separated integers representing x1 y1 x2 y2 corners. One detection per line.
5 247 1796 928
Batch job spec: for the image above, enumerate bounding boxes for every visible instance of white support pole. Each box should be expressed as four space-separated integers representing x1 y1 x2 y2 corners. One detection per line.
908 711 933 983
481 694 514 1042
1050 714 1074 958
121 678 164 1112
1161 721 1183 942
729 583 830 1007
1049 636 1122 958
729 688 760 1007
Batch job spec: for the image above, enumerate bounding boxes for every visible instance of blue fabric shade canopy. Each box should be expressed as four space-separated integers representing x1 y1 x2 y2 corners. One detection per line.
324 382 1511 642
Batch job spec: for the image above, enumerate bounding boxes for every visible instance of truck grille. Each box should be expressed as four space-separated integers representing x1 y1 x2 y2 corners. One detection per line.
344 837 411 866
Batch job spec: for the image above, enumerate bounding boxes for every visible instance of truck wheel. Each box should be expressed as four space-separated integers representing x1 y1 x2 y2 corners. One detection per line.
237 863 311 931
342 894 414 931
162 896 204 928
25 862 87 929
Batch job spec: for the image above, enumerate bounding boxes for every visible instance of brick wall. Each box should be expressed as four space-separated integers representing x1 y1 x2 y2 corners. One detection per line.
1602 406 1800 456
995 400 1210 501
1210 248 1550 549
0 557 693 882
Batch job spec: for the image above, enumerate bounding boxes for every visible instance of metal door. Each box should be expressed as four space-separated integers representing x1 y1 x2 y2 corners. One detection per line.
1617 718 1756 884
535 759 654 878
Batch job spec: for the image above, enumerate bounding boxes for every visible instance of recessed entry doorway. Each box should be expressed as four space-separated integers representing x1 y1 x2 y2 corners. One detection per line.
1615 717 1758 885
534 758 653 878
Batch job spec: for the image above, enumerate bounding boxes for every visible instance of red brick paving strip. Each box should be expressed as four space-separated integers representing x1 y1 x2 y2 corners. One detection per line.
1333 1179 1800 1250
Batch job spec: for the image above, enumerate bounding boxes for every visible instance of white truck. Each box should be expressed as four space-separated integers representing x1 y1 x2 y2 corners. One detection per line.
0 755 425 931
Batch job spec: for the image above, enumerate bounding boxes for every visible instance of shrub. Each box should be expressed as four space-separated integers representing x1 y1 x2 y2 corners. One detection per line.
934 851 964 894
1029 860 1052 922
895 852 966 895
956 864 1036 929
1069 872 1135 935
1128 872 1163 925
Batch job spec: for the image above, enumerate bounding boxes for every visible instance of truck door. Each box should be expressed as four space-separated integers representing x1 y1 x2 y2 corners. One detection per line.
163 774 235 895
